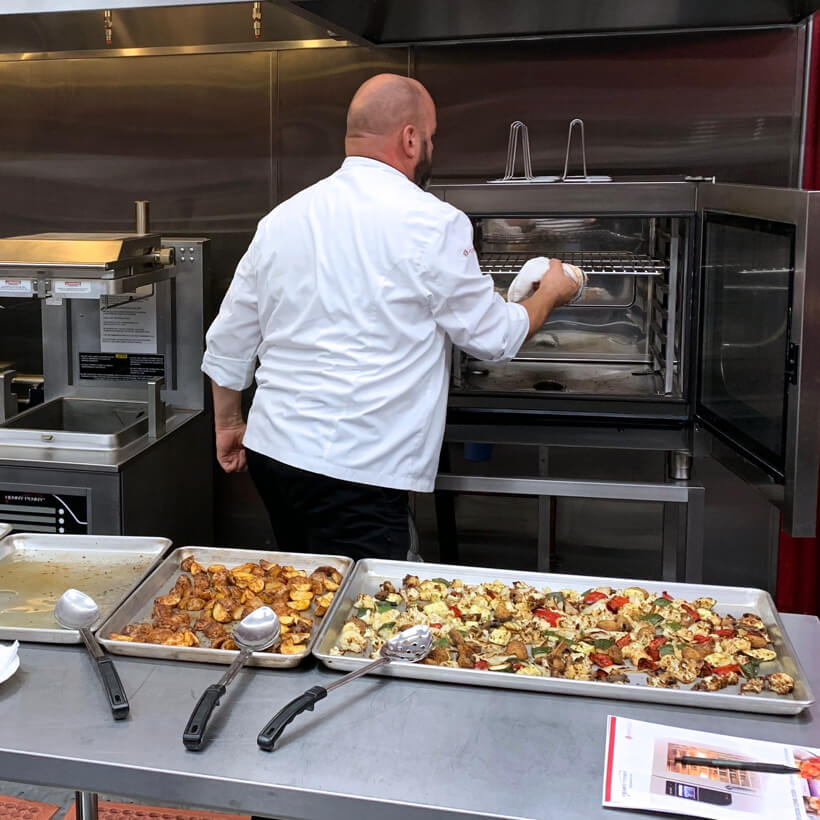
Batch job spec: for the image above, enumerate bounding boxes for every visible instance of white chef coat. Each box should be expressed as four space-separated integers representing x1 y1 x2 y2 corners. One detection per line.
201 156 529 492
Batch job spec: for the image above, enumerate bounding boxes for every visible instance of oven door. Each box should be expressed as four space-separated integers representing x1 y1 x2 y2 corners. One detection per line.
695 183 820 536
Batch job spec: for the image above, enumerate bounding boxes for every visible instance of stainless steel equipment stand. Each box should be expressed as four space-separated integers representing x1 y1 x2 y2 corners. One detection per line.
435 472 705 583
74 790 99 820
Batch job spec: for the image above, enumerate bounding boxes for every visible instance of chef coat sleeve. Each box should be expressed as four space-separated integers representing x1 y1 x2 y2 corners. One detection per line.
201 236 262 391
420 209 529 362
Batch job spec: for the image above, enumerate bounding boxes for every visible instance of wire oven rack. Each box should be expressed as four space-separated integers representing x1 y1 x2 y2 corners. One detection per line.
478 251 667 276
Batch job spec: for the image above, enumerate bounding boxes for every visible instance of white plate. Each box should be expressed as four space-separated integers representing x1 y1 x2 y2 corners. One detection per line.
0 654 20 685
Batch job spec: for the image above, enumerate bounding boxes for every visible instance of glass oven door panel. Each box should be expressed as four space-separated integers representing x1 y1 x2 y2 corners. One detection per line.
697 214 794 476
477 215 664 362
695 183 820 536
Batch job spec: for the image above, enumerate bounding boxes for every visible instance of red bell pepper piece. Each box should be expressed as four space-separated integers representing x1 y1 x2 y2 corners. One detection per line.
474 660 489 670
661 591 674 601
616 634 632 647
583 591 607 605
590 652 613 668
533 608 563 626
607 595 630 613
714 628 735 638
429 623 442 629
448 605 462 618
712 664 741 676
692 634 712 644
682 603 700 620
647 636 667 661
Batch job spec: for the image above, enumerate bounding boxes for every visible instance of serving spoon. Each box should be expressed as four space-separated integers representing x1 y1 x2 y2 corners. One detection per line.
55 588 129 720
183 605 280 751
257 624 432 751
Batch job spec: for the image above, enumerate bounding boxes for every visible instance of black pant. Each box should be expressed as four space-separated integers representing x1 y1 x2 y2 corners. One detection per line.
245 448 410 561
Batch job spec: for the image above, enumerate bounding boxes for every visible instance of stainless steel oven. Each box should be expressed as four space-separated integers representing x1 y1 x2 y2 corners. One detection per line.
433 180 820 536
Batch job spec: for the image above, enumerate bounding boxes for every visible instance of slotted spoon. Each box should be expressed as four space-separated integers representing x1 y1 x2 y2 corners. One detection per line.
257 624 432 751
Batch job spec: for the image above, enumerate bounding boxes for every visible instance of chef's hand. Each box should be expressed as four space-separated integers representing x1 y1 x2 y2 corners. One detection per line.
533 258 582 306
521 258 580 340
215 424 247 473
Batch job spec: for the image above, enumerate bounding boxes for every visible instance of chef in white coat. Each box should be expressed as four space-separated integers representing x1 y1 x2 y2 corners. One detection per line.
201 73 578 561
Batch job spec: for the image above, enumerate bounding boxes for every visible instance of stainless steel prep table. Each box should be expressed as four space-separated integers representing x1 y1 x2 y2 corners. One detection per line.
0 613 817 820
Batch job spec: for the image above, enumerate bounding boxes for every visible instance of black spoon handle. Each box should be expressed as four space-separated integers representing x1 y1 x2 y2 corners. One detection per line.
183 683 226 751
257 686 328 751
94 656 130 720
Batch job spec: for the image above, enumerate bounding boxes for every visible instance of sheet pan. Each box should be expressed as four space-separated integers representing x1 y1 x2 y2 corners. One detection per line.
0 533 170 644
98 547 354 668
312 560 814 716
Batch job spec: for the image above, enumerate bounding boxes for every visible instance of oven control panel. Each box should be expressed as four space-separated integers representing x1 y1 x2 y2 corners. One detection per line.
0 490 88 534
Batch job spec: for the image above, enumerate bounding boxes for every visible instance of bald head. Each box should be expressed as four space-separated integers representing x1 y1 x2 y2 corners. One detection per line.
345 74 436 187
346 74 428 139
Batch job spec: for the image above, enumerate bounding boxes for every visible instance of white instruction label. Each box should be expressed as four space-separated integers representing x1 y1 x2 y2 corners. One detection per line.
0 278 33 295
99 295 158 354
53 280 93 296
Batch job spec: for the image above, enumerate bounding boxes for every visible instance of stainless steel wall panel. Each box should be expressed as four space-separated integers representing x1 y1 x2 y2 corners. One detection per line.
416 29 804 186
0 50 272 313
277 46 407 199
0 52 272 238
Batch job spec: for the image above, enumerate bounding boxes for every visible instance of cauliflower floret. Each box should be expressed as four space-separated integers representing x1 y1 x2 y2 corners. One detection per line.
623 587 650 604
647 673 680 689
394 608 427 630
422 600 450 619
354 594 376 610
564 658 593 680
417 580 447 601
488 626 511 645
658 655 700 684
740 677 765 695
619 603 650 622
694 671 739 691
766 672 794 695
338 621 368 653
622 642 652 666
373 609 400 630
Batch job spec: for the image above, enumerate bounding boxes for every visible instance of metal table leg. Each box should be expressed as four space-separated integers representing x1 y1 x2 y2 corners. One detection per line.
536 447 552 572
684 485 705 583
74 791 99 820
434 444 459 564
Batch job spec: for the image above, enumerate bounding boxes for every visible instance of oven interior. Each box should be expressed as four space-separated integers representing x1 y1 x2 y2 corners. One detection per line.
455 215 691 400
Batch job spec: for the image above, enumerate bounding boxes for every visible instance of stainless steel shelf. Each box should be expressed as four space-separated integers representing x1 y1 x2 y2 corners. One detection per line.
479 251 667 276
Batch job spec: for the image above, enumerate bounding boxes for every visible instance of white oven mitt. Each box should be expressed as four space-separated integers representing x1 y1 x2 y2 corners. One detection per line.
0 640 19 677
507 256 587 304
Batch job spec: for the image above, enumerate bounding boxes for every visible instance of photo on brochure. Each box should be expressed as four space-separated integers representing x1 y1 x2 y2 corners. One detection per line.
603 715 820 820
